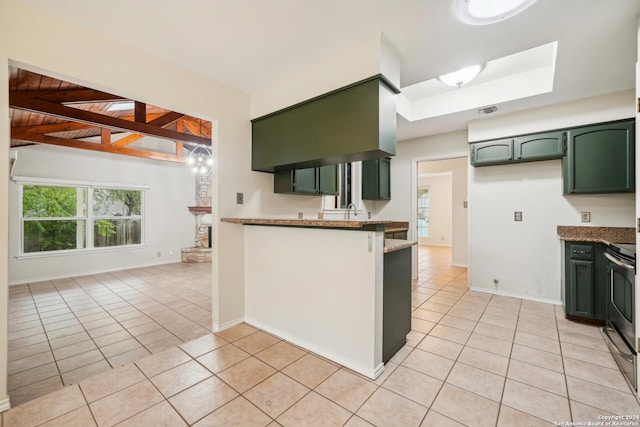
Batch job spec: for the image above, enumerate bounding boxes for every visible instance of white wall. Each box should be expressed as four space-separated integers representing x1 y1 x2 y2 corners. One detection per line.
244 226 383 379
8 144 194 284
468 90 636 303
0 2 408 407
0 0 257 408
378 131 469 272
418 173 453 246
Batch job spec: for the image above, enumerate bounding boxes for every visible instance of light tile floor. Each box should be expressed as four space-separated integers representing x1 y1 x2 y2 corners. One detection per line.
3 245 640 426
7 262 212 406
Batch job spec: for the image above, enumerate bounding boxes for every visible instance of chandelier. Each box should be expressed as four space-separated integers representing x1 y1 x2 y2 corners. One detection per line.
188 146 213 175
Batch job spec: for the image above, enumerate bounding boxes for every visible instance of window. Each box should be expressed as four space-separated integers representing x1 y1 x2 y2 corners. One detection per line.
417 187 430 238
324 161 362 210
20 183 143 255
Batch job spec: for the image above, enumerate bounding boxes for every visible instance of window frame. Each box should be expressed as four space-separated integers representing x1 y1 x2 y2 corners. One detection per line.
15 176 148 258
322 161 363 212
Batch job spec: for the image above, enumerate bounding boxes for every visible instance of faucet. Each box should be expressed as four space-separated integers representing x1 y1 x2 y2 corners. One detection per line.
345 203 358 220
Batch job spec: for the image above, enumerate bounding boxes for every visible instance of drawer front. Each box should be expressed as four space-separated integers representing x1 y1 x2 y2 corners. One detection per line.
569 244 594 260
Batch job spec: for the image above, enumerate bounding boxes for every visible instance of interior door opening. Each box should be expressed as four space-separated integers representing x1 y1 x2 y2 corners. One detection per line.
414 157 468 276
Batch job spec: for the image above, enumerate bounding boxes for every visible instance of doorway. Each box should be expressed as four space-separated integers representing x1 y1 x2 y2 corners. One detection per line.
413 157 468 273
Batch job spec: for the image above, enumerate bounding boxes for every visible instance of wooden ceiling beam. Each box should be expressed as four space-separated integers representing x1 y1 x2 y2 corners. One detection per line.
111 111 185 147
11 131 185 163
101 128 111 145
180 116 212 137
10 113 169 137
111 134 143 147
10 95 211 146
10 89 126 104
135 101 146 123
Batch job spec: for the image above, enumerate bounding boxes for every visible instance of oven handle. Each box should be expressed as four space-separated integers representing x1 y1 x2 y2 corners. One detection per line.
603 326 636 363
604 252 635 271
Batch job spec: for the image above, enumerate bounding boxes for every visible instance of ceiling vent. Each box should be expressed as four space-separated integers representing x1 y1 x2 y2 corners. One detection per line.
478 106 498 115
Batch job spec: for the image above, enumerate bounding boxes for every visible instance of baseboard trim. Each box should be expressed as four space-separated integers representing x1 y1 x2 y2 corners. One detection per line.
213 317 244 333
0 396 11 412
245 316 382 380
469 286 562 306
451 262 468 268
9 259 192 286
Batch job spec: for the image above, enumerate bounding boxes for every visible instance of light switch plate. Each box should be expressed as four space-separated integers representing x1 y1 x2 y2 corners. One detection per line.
514 211 522 221
581 212 590 222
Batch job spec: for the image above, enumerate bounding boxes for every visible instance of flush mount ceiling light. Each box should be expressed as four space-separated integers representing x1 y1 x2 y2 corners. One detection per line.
455 0 538 25
438 65 482 87
188 146 213 175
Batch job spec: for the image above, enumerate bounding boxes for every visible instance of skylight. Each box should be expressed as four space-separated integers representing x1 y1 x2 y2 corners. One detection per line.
106 101 135 112
455 0 538 25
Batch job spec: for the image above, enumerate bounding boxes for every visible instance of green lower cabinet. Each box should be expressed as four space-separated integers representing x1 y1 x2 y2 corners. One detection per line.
567 259 595 318
383 247 411 363
564 242 607 322
362 157 390 200
563 119 635 194
385 230 408 240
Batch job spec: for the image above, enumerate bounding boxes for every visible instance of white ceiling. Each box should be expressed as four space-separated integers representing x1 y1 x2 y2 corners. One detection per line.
25 0 640 141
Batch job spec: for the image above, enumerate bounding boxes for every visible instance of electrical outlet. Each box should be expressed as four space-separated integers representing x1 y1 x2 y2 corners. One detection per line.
156 251 162 257
236 192 243 204
581 212 591 223
514 211 522 221
463 201 468 208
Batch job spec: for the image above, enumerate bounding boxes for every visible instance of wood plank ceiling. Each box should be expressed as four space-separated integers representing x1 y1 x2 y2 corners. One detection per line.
9 67 212 163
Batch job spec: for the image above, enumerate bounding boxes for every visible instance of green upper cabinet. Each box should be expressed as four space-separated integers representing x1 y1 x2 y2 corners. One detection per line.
362 158 390 200
514 131 564 162
471 130 565 167
273 165 338 195
252 75 398 173
470 139 513 166
318 165 339 195
293 168 318 194
563 119 635 194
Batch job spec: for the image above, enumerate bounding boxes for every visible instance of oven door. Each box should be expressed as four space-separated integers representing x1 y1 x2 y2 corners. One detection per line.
605 251 636 349
604 323 637 390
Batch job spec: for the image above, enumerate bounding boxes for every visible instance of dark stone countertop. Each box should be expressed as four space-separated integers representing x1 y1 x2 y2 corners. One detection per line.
557 226 635 245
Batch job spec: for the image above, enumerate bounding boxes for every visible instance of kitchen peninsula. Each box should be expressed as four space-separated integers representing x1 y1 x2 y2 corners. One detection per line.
221 218 416 379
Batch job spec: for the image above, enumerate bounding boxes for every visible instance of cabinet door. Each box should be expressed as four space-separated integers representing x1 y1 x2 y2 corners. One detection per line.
470 139 514 166
318 165 338 195
294 168 318 194
362 158 391 200
593 243 609 321
378 157 391 200
382 247 411 363
273 169 295 193
514 131 564 161
567 259 595 318
563 120 635 194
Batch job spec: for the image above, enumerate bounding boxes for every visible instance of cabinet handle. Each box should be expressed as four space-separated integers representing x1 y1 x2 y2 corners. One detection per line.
572 250 591 255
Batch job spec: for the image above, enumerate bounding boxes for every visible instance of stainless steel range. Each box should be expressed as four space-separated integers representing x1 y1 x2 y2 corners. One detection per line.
603 242 636 390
